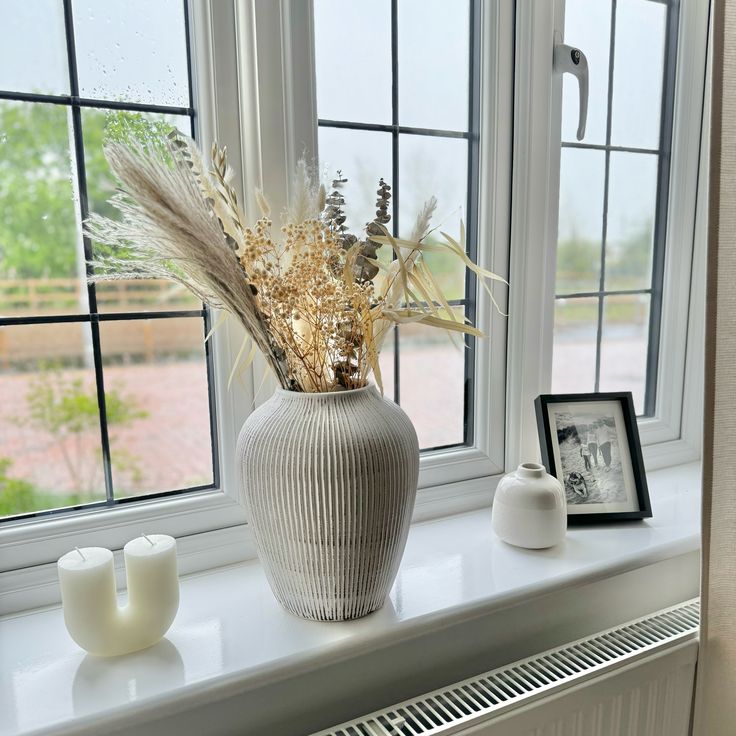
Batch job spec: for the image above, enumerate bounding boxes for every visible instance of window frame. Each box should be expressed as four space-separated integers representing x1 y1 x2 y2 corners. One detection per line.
509 0 709 471
553 0 680 419
0 0 221 521
0 0 708 612
228 0 513 503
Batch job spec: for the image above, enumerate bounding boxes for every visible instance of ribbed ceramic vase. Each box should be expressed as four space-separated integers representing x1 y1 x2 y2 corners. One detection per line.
237 385 419 621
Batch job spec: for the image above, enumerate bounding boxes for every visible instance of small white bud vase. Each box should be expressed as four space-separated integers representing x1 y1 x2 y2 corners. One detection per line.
491 463 567 549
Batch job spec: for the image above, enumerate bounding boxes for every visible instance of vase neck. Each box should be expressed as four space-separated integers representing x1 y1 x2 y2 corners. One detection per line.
517 462 546 479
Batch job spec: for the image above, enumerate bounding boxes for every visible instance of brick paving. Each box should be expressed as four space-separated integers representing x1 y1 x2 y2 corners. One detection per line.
0 335 646 509
0 362 213 499
0 346 465 502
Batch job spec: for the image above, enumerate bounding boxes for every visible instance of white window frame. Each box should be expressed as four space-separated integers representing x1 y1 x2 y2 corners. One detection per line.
0 0 708 612
508 0 709 471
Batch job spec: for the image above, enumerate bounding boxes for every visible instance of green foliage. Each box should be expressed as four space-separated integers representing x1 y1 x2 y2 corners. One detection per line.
0 456 84 517
0 457 38 516
0 103 78 278
21 365 148 495
556 237 599 293
26 368 147 435
556 219 654 296
0 101 176 280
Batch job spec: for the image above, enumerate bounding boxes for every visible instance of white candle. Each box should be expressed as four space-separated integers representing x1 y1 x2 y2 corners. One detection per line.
58 535 179 656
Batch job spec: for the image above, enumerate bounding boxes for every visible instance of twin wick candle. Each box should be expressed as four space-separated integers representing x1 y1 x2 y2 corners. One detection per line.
57 534 179 657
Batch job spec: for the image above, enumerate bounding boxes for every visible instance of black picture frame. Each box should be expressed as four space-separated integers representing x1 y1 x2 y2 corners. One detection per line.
534 392 652 524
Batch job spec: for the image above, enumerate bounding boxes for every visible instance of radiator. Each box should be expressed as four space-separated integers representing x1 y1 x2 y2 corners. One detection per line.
314 599 699 736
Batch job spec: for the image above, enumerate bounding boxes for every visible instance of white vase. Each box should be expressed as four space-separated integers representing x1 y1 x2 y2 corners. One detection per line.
237 385 419 621
491 462 567 549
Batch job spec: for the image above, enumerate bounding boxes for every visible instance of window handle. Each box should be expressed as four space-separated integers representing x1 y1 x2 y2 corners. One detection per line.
553 42 589 141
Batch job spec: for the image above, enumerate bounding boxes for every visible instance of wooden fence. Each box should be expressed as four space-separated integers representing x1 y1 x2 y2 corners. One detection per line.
0 279 204 367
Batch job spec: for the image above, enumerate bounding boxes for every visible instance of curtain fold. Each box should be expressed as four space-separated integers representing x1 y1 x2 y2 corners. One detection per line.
693 1 736 733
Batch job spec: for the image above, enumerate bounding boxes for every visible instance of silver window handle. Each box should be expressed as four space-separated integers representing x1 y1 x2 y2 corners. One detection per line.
553 42 589 141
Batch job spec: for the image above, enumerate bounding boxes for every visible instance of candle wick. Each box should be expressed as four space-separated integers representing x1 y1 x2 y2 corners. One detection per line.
142 533 155 546
75 547 86 561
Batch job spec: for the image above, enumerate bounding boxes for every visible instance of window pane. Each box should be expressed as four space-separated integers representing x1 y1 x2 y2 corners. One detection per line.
599 294 650 413
314 0 391 125
0 0 69 95
0 101 88 318
562 0 610 145
318 127 393 234
605 152 658 292
72 0 190 107
82 108 200 313
0 322 106 518
399 309 466 449
398 0 469 131
99 317 213 497
610 0 667 149
556 148 605 294
551 297 598 394
400 135 468 300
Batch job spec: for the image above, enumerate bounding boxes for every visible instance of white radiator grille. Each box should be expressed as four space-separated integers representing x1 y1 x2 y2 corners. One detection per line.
314 599 699 736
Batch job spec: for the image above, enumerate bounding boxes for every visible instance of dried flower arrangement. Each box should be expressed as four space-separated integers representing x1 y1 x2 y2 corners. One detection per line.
87 133 503 393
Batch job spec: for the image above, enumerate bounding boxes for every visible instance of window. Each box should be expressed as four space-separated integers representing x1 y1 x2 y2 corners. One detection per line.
0 0 217 521
0 0 707 605
312 0 480 451
551 0 678 416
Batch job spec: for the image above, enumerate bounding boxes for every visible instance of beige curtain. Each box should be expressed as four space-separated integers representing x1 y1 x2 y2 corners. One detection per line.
693 1 736 733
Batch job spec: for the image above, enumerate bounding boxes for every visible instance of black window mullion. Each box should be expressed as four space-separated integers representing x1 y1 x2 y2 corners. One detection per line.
317 118 468 140
555 288 652 301
462 0 481 446
593 0 619 394
0 89 192 117
184 0 220 492
561 141 660 156
0 309 207 328
391 0 401 406
644 0 680 417
63 0 115 505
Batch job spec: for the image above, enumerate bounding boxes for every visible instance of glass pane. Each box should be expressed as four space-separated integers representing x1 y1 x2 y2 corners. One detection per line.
599 294 650 414
398 0 469 131
551 297 598 394
0 0 69 95
0 322 106 518
377 329 396 401
610 0 667 149
0 101 88 318
605 152 658 291
314 0 391 124
556 148 605 294
82 108 200 312
562 0 610 145
399 308 466 449
399 135 467 301
318 127 392 235
100 317 214 497
72 0 190 107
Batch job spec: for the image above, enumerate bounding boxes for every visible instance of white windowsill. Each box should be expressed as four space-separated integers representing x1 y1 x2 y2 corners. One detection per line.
0 462 701 736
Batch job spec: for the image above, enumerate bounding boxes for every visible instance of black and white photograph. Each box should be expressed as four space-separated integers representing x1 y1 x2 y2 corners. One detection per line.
535 393 652 523
554 410 624 505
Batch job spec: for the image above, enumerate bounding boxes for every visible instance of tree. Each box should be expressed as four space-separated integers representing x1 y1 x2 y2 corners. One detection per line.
23 366 148 496
0 101 174 280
